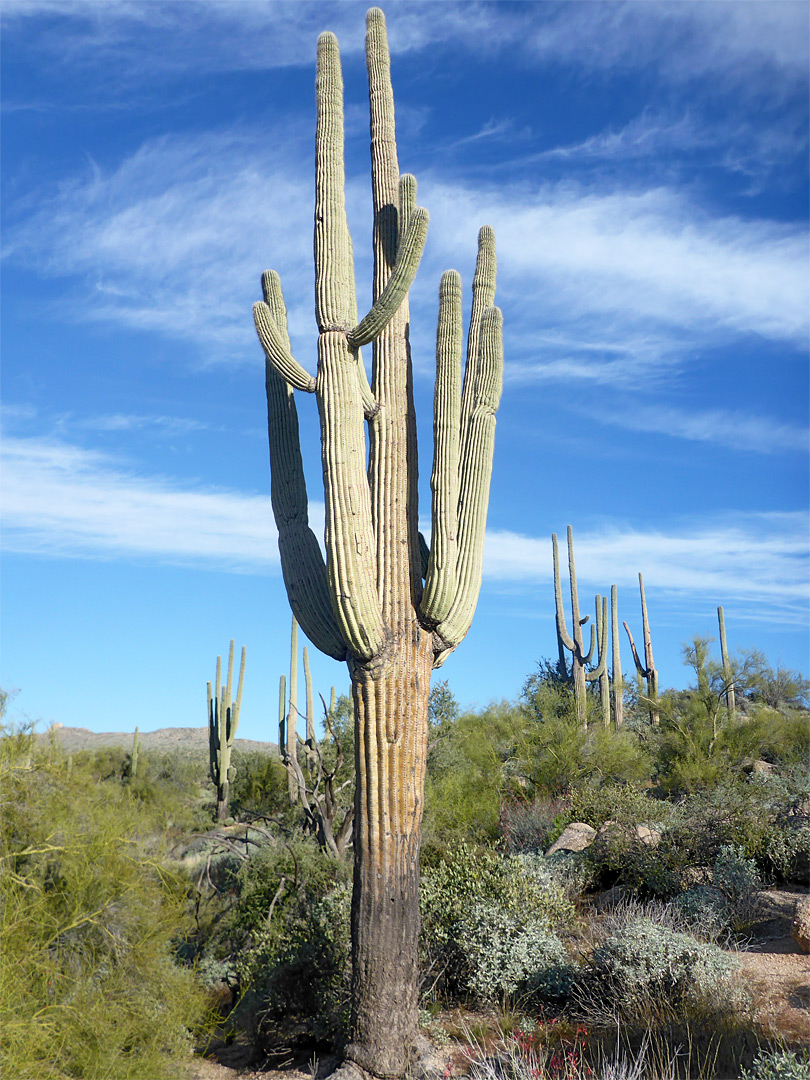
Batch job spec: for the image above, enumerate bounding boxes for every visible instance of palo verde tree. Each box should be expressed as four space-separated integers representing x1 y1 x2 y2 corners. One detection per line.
252 9 502 1076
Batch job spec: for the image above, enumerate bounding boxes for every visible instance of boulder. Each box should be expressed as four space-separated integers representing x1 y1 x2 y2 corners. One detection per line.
792 896 810 954
546 822 596 856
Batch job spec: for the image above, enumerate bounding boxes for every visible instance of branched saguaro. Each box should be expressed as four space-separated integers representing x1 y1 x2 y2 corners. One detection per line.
207 640 245 822
253 9 502 1075
553 526 605 728
717 605 736 715
594 594 610 726
623 574 659 724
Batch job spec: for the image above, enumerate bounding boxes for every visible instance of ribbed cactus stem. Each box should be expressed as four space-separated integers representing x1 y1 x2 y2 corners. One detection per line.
717 605 736 714
593 595 610 725
287 615 299 803
611 585 624 728
207 640 246 821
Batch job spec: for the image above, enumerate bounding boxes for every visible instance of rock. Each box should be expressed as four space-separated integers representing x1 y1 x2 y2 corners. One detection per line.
792 896 810 953
546 822 596 855
636 825 661 847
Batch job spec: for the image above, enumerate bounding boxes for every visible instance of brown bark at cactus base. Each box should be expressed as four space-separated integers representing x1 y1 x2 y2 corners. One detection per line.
343 631 432 1078
216 781 229 823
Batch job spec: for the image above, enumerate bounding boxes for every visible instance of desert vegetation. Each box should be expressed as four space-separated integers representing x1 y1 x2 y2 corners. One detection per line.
2 633 808 1079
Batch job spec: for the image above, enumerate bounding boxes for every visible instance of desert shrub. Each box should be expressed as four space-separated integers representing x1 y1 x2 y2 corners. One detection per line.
228 750 287 818
499 794 572 853
741 1048 810 1080
712 844 762 933
0 726 210 1080
419 842 574 1001
234 880 352 1048
458 901 574 1003
423 702 524 849
569 782 670 830
202 836 351 1049
581 916 743 1021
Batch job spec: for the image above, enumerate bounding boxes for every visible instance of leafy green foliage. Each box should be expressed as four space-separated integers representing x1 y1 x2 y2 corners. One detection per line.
741 1049 810 1080
0 726 210 1080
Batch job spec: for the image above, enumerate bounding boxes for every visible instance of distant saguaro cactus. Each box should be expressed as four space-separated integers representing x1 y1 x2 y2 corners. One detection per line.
717 605 737 714
553 526 604 728
610 585 624 728
207 640 245 823
623 574 659 724
130 726 140 779
252 9 502 1074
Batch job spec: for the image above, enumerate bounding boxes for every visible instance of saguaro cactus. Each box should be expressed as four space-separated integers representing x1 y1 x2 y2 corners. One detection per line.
253 9 501 1074
130 725 140 779
623 574 659 724
553 526 604 728
717 605 736 714
207 640 245 822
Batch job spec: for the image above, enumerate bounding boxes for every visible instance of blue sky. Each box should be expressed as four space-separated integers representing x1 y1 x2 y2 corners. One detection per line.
2 1 808 742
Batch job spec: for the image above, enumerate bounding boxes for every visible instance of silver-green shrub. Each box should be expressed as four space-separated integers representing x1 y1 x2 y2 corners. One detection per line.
458 901 574 1002
741 1049 810 1080
585 916 742 1016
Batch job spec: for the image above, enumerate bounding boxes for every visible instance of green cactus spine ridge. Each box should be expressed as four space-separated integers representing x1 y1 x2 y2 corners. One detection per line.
207 640 245 822
623 573 659 725
717 605 736 714
252 8 501 1073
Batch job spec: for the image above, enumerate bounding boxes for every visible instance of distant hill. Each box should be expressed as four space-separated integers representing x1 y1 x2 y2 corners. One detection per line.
39 723 278 756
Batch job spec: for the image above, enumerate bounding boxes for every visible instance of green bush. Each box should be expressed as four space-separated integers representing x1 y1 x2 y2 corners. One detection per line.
0 727 210 1080
458 901 574 1003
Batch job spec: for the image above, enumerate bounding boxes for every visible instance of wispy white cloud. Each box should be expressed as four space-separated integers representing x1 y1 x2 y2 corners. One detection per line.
4 1 806 92
598 404 809 455
1 434 281 571
483 516 809 623
6 130 807 386
3 434 806 625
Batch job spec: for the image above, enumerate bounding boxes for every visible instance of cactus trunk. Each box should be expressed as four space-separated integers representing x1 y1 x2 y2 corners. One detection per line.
346 643 431 1073
718 605 736 715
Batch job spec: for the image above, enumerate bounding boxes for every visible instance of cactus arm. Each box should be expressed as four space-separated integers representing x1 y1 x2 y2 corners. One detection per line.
207 679 217 786
231 644 246 740
347 206 429 348
253 301 316 392
639 574 655 677
718 605 736 712
420 270 462 625
582 620 596 665
313 25 385 660
314 31 356 333
623 620 648 677
459 225 497 446
585 594 607 681
398 173 416 239
304 645 316 750
278 673 287 762
418 532 429 580
317 332 386 659
611 585 624 727
553 532 576 652
434 304 503 652
262 272 347 661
